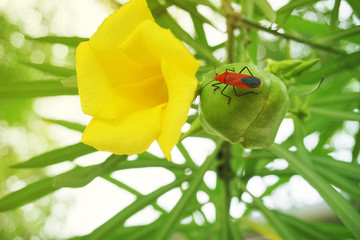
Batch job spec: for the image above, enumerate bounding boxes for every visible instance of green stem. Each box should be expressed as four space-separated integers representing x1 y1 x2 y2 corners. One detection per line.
232 14 345 55
217 141 236 239
222 0 235 63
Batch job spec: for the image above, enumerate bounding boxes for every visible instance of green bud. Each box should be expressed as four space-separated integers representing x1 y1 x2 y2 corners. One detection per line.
199 63 289 149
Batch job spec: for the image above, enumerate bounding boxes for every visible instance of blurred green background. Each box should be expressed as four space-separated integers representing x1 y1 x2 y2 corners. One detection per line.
0 0 359 239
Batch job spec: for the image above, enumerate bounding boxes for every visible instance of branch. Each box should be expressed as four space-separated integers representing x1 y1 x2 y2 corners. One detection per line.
222 0 235 63
231 13 346 55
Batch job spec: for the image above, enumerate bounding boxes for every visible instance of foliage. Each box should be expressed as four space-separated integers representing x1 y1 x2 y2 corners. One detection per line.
0 0 360 239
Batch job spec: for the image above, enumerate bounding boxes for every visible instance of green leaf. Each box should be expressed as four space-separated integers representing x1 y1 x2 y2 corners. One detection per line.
155 142 220 240
236 179 298 240
20 61 76 77
167 0 213 27
275 212 335 240
316 25 360 43
283 59 319 78
308 107 360 121
0 80 78 98
277 0 321 14
42 118 86 132
0 178 57 212
53 155 125 188
315 165 360 201
269 143 360 239
254 0 276 22
60 75 78 88
279 15 330 37
330 0 341 31
313 155 360 180
288 76 324 96
26 35 88 47
11 142 95 168
310 221 354 239
85 174 192 240
353 128 360 163
185 0 220 13
311 92 360 106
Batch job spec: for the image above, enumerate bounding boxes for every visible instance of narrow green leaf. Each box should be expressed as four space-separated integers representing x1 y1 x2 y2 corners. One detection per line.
308 107 360 121
11 142 95 168
311 92 360 106
85 174 192 240
167 0 213 27
53 155 125 188
316 25 360 43
236 179 298 240
42 118 86 132
330 0 341 31
0 80 78 98
313 155 360 180
155 142 220 240
191 13 208 46
26 35 88 47
269 144 360 239
352 127 360 163
254 0 276 22
0 178 57 212
115 157 192 172
310 221 354 239
277 0 321 14
280 15 330 37
275 212 335 240
21 61 76 77
60 75 78 88
297 51 360 84
185 0 221 13
315 166 360 201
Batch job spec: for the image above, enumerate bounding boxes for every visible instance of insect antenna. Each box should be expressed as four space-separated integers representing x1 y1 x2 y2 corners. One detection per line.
200 58 223 92
213 57 222 76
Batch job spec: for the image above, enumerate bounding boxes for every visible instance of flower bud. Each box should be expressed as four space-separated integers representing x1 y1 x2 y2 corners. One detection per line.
199 63 288 149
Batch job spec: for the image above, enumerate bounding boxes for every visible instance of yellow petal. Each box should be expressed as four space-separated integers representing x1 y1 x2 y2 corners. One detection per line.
76 42 168 120
82 104 166 155
89 0 154 52
121 20 200 77
157 58 199 160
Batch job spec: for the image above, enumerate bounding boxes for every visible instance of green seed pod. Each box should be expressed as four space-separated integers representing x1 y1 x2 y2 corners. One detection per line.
199 63 289 149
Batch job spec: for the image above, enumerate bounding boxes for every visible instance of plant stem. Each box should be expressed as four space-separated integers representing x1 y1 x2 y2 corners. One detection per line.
217 141 235 239
222 0 235 63
231 13 345 55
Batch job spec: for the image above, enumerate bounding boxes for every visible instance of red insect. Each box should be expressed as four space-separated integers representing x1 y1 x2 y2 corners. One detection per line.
201 66 263 104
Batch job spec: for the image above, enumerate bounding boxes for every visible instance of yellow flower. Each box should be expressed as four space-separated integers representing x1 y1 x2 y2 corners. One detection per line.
76 0 200 160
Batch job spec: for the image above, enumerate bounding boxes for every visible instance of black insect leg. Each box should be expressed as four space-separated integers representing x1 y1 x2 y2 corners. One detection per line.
239 66 253 76
212 82 222 92
221 85 232 104
226 68 235 72
233 86 258 97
